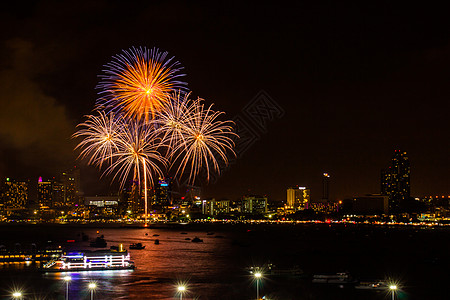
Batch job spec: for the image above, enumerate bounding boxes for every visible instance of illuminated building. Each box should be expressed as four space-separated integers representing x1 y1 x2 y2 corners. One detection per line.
151 178 171 210
1 178 29 214
52 181 65 208
37 177 53 208
381 150 410 212
309 201 338 214
202 198 230 216
85 196 120 219
123 179 144 215
287 186 310 210
242 195 267 214
60 168 81 207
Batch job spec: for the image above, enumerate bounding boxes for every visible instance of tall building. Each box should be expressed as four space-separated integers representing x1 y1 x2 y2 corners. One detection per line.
322 173 330 201
52 181 65 208
242 195 268 214
287 186 310 210
1 178 29 214
37 177 53 208
61 168 80 207
151 178 171 209
381 150 411 212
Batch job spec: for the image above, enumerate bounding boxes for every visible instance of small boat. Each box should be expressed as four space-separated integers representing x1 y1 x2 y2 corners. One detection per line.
110 244 126 252
312 272 357 285
180 232 188 235
267 264 304 277
154 239 160 245
185 238 191 240
153 234 160 237
90 237 107 248
129 243 145 250
355 281 389 290
191 237 203 243
207 232 214 235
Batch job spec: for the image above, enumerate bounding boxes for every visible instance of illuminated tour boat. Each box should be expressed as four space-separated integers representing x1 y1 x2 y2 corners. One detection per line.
41 248 135 272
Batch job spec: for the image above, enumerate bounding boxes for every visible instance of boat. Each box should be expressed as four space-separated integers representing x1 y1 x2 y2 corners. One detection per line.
129 243 145 250
0 247 63 263
267 264 304 277
90 237 107 248
40 250 135 272
207 232 214 235
355 281 389 290
152 234 160 237
312 272 357 285
154 239 160 245
191 237 203 243
110 244 126 252
246 263 304 278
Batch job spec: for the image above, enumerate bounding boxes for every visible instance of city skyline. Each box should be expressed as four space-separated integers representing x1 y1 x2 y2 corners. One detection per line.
0 2 449 202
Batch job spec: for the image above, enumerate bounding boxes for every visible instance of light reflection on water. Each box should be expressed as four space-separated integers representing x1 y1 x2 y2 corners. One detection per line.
0 227 238 299
2 225 449 299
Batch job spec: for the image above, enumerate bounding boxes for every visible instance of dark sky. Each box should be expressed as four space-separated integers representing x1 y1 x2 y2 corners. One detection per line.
0 1 449 201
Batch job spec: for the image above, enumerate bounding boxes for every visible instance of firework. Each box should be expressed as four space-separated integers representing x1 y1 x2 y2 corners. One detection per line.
152 91 198 156
73 111 122 169
97 47 188 121
103 119 166 190
167 98 237 184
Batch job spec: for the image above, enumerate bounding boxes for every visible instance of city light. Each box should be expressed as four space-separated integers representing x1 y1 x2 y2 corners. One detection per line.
389 284 398 300
177 285 186 300
63 276 71 300
12 291 22 298
88 283 97 300
254 272 262 299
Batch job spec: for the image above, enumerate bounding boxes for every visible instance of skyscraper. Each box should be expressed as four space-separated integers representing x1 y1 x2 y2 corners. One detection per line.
151 178 171 211
322 173 330 201
381 150 411 212
37 177 53 208
60 167 81 207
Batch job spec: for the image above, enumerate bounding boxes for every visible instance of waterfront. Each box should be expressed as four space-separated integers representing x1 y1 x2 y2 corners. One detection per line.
0 224 449 299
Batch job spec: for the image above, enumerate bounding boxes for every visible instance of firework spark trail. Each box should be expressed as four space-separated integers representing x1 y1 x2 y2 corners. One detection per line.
152 91 199 157
97 47 188 121
73 112 166 190
73 111 123 169
103 119 166 190
168 99 237 184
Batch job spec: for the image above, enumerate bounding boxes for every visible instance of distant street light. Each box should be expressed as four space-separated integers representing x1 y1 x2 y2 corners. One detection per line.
88 283 97 300
12 291 22 299
254 272 262 299
178 285 186 300
63 276 71 300
389 285 397 300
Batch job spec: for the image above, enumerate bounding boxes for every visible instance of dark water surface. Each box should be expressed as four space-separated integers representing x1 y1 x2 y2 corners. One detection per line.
0 223 449 299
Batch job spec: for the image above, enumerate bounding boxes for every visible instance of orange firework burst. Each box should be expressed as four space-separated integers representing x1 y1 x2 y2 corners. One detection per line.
97 47 187 121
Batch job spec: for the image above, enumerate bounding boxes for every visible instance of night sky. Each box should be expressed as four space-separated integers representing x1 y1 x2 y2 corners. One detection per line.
0 1 449 202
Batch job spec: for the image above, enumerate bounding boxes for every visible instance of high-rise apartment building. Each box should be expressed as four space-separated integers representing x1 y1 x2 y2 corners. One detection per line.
381 150 411 212
37 177 53 208
287 186 310 210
